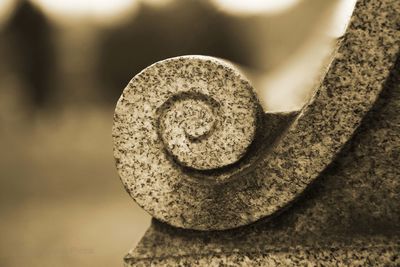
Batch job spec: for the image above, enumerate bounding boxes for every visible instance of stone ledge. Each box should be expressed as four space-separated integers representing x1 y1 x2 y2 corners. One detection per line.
126 245 400 266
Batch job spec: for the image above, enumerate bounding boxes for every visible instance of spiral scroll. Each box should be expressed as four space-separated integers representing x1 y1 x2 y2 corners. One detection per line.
113 56 296 230
113 0 397 231
156 79 259 171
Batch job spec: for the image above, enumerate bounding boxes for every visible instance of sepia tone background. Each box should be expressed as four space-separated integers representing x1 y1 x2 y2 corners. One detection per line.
0 0 355 266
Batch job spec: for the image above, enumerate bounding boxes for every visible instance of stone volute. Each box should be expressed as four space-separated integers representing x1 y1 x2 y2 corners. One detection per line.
116 0 400 264
113 56 301 230
113 38 386 230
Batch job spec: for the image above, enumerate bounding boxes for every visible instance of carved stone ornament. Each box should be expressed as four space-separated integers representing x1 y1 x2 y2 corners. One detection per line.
113 0 399 231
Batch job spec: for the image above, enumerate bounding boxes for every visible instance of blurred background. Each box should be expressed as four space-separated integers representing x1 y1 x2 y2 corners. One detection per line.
0 0 355 266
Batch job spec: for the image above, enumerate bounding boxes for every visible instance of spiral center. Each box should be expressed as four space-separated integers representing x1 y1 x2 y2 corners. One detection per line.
181 101 216 141
153 58 261 173
158 91 258 172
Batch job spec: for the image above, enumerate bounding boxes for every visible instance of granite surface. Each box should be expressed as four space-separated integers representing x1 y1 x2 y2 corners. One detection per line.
129 245 399 266
125 32 400 267
124 0 399 264
114 0 399 231
113 56 300 230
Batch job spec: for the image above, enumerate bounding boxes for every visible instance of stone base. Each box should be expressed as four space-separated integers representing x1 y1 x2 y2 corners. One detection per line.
125 235 399 266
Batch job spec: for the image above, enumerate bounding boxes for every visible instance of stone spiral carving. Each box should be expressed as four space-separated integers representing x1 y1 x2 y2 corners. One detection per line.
155 72 260 172
113 56 300 230
113 46 383 230
113 0 397 234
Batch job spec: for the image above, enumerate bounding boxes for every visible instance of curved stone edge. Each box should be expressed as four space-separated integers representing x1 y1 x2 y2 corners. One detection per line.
112 55 264 226
125 47 400 262
113 0 399 230
124 10 400 261
195 0 400 230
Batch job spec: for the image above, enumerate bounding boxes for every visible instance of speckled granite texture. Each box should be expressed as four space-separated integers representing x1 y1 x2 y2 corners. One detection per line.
124 0 399 265
125 45 400 267
113 56 301 230
114 0 399 231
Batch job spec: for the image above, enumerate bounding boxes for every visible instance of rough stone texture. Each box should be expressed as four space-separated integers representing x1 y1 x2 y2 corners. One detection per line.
123 0 399 264
128 244 400 266
113 56 300 229
156 74 258 171
125 31 400 267
114 0 399 231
